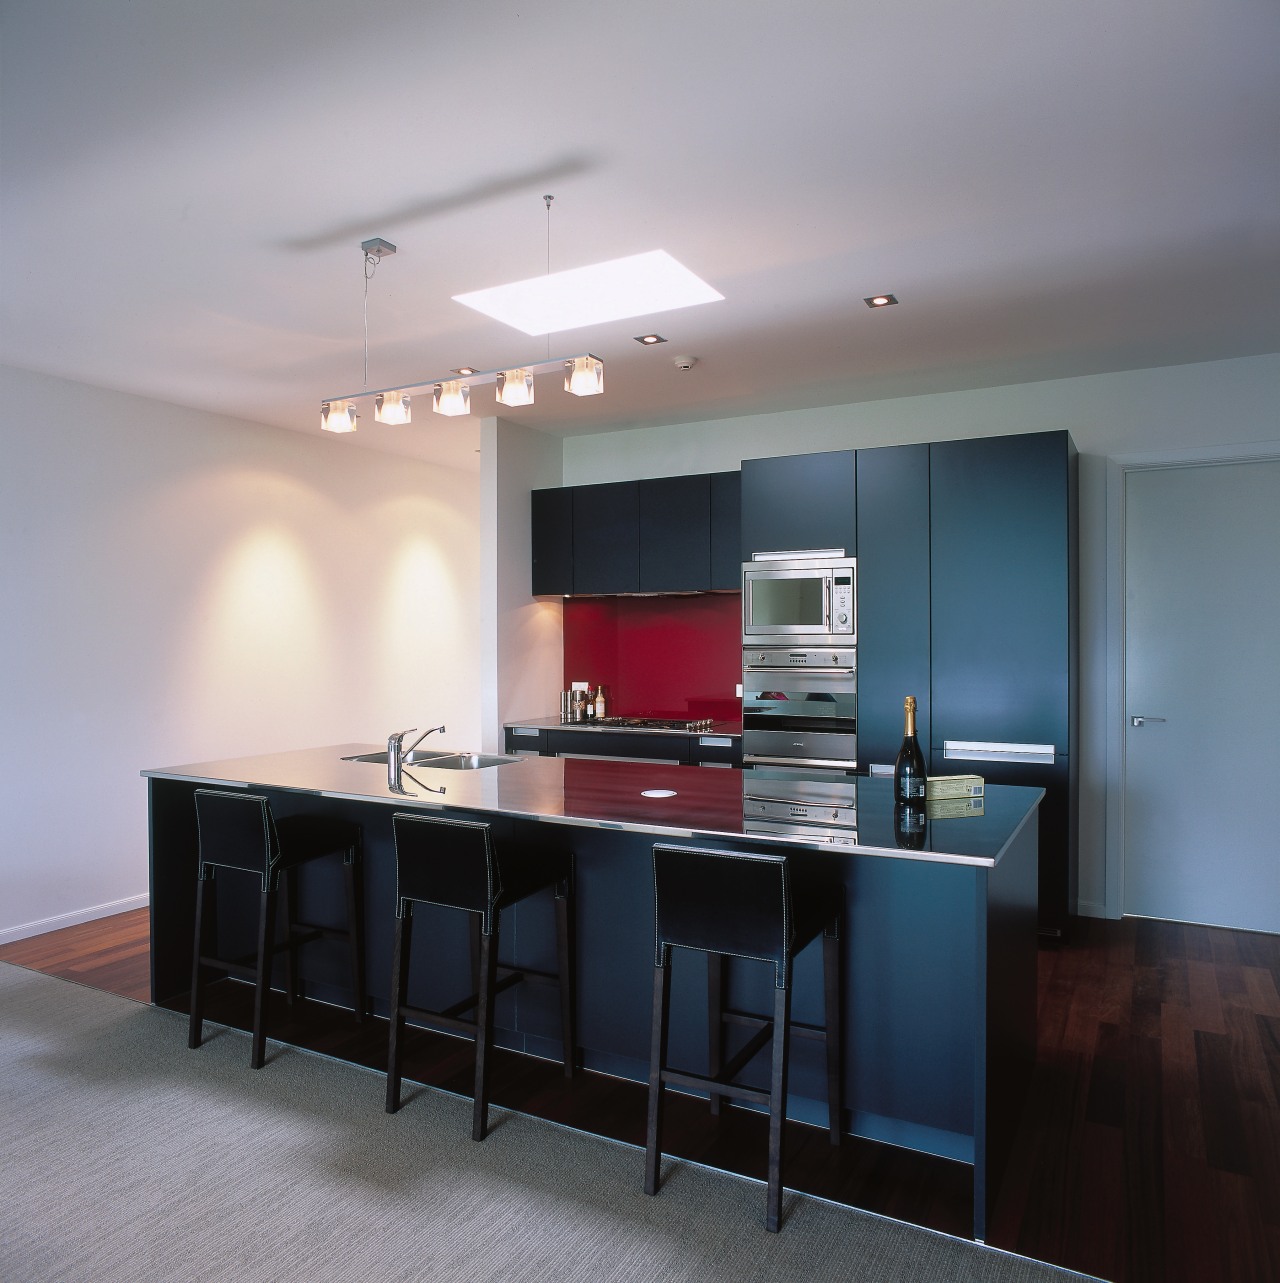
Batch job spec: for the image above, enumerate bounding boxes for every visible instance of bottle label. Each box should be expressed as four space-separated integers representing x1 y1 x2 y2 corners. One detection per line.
902 778 926 800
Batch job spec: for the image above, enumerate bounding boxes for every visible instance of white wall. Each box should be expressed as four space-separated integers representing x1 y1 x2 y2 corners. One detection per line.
0 365 481 942
480 417 565 753
554 354 1280 918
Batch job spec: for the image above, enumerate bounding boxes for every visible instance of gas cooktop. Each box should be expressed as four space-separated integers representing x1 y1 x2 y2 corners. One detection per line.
594 716 716 732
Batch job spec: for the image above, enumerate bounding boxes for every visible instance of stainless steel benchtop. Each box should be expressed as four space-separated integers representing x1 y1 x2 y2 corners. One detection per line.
143 744 1041 868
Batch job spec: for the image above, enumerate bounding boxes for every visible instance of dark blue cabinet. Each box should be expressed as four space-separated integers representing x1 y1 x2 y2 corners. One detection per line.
854 443 931 770
741 449 857 560
573 481 639 594
929 432 1072 750
531 486 574 596
639 474 711 592
928 430 1077 937
709 470 742 590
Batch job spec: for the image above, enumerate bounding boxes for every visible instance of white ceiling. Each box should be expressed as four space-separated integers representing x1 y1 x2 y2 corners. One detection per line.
3 0 1278 475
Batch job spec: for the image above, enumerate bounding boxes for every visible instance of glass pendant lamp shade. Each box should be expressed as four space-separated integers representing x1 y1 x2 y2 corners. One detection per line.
320 400 358 433
495 367 535 407
565 355 604 397
433 380 470 417
374 390 412 424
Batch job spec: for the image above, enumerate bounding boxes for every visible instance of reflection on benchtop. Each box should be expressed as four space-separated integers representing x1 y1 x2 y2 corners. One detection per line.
144 745 1041 866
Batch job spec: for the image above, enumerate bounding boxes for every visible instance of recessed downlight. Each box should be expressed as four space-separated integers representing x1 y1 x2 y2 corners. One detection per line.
635 334 667 345
451 366 478 376
864 294 899 308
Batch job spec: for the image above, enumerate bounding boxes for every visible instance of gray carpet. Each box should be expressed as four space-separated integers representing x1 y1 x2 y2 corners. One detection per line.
0 962 1101 1282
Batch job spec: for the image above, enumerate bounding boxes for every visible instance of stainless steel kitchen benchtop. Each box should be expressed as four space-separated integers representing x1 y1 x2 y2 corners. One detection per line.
142 744 1042 868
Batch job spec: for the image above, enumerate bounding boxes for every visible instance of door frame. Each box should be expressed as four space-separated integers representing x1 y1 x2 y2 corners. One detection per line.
1103 439 1280 919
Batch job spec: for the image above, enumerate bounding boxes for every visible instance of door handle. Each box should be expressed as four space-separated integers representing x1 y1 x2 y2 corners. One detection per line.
1130 716 1167 727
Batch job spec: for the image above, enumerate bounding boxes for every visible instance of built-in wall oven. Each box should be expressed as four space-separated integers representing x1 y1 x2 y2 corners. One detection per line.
741 646 857 768
741 765 858 847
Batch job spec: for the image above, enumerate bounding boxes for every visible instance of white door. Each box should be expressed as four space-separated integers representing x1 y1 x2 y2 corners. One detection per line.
1124 459 1280 933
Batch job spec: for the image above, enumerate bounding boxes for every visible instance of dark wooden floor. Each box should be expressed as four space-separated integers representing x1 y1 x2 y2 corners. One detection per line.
3 910 1277 1282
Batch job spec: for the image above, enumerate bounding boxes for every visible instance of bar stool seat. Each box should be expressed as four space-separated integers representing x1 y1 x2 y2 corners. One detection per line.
188 789 365 1069
644 843 843 1232
386 812 576 1141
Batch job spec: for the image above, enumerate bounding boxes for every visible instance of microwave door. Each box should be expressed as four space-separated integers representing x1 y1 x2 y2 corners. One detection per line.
745 570 829 637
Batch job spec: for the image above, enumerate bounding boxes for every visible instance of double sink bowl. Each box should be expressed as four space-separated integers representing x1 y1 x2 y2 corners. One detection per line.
342 749 519 771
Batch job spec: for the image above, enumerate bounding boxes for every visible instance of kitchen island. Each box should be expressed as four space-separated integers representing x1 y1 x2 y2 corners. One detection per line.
144 745 1041 1240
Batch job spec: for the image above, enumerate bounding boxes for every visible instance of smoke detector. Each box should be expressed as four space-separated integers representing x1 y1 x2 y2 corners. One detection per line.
673 355 697 370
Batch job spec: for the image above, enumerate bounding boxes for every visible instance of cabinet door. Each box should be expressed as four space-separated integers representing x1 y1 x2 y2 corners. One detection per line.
639 474 710 592
531 487 574 595
929 432 1071 751
709 470 742 590
546 729 690 763
741 449 856 561
855 443 931 771
932 752 1072 938
573 481 639 594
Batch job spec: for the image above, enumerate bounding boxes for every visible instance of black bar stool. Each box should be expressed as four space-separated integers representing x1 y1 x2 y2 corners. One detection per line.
644 843 842 1232
188 789 365 1069
386 812 576 1141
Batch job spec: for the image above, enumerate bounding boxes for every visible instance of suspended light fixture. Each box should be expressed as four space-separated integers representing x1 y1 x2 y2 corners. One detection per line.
320 399 358 433
318 202 616 428
374 389 412 424
433 380 470 417
565 354 604 397
495 367 535 407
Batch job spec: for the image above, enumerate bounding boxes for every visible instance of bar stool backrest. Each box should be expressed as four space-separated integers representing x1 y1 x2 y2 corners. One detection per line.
652 844 794 988
194 789 280 891
391 813 498 932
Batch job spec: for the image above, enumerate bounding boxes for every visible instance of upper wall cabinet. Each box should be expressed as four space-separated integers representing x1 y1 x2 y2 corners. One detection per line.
741 449 857 561
531 487 574 596
574 481 640 595
639 474 711 591
709 470 742 590
532 471 742 596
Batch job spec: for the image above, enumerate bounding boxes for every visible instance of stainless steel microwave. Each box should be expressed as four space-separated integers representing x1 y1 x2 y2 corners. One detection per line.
741 551 857 646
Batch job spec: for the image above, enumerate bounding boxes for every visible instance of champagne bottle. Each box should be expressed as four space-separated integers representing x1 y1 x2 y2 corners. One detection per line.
894 801 928 851
893 695 927 804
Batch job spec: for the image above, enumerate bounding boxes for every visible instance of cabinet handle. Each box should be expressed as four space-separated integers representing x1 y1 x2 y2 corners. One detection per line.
943 740 1056 765
1129 716 1167 727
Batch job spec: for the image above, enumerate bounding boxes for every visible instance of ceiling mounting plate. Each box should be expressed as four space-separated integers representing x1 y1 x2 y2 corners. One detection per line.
361 237 396 258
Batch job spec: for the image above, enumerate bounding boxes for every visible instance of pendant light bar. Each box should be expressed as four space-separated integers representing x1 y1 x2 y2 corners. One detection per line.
321 352 603 429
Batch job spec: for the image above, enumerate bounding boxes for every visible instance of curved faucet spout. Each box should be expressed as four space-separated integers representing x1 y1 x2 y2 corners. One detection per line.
386 724 447 792
405 725 446 754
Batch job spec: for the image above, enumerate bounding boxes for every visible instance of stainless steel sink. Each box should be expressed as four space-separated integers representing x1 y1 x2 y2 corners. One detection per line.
427 753 521 770
342 749 458 766
342 750 520 770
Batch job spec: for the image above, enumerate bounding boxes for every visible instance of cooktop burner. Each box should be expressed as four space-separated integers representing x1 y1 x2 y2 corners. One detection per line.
596 716 716 732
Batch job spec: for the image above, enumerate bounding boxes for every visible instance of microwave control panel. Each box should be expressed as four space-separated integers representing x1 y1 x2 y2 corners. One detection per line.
831 574 855 633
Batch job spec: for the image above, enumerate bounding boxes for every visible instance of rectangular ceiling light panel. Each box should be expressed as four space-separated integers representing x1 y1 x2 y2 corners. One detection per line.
453 250 723 336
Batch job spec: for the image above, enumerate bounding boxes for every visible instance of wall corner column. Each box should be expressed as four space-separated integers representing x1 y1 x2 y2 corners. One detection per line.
479 417 565 752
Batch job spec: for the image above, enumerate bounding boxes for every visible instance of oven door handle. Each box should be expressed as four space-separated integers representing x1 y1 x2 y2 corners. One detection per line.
823 576 832 630
743 666 856 677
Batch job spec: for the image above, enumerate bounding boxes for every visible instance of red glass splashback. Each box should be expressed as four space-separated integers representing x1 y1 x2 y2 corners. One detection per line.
563 594 741 722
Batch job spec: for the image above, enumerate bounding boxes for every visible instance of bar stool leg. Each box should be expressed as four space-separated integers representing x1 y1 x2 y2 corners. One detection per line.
281 867 299 1006
644 959 673 1196
472 916 500 1141
823 925 842 1144
707 952 725 1115
765 983 792 1233
187 871 211 1050
251 883 278 1070
386 908 413 1113
344 853 366 1022
555 879 576 1077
